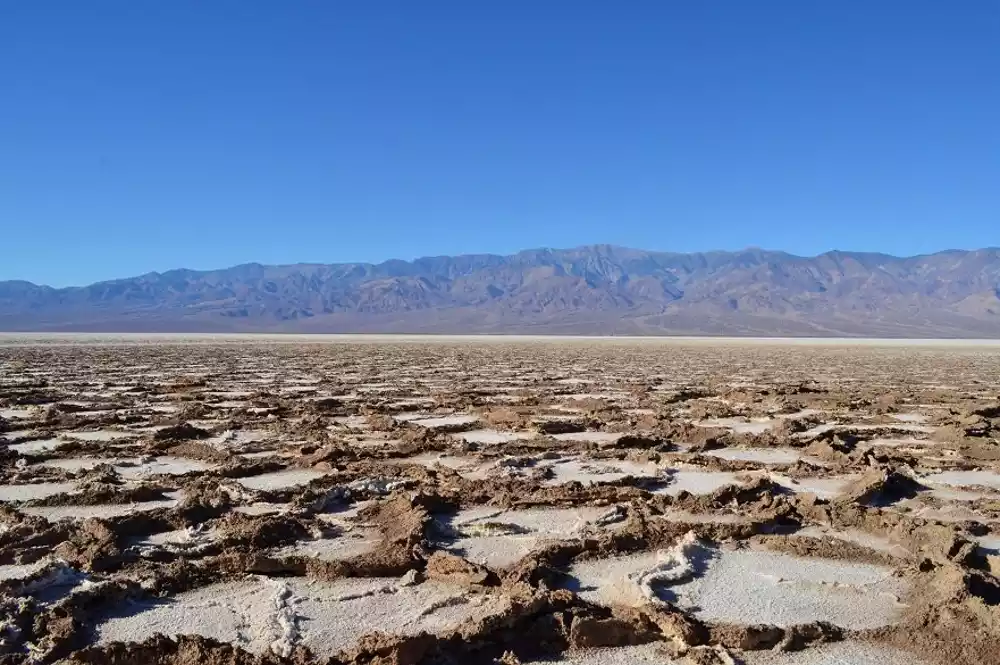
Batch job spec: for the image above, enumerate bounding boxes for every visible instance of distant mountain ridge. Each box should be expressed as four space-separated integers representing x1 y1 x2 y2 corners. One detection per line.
2 245 1000 337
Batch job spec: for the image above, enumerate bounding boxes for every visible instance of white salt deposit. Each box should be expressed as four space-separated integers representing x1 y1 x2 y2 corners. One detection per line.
391 412 432 423
543 458 662 486
458 429 530 445
330 415 369 428
551 431 624 444
565 543 906 630
444 506 624 569
139 526 219 548
95 576 510 658
0 559 50 581
0 408 35 420
8 438 65 454
235 469 327 491
0 481 77 502
769 473 860 499
274 528 381 561
655 509 747 525
115 456 215 479
975 534 1000 555
22 499 179 522
233 502 290 516
239 450 286 460
390 453 491 480
656 470 745 496
66 430 134 442
704 448 801 465
37 456 213 477
922 470 1000 490
697 417 774 435
740 641 932 665
411 414 480 429
891 413 930 423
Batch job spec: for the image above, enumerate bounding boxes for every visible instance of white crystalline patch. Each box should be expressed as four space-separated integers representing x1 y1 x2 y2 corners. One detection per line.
115 457 215 479
203 390 253 399
542 458 661 486
330 415 369 428
37 456 214 477
457 429 533 445
274 528 381 562
565 544 906 630
975 534 1000 554
388 453 491 479
8 438 65 454
704 448 801 465
739 641 933 665
233 502 290 516
235 469 327 491
0 481 77 502
206 430 272 448
94 577 510 657
66 430 134 442
697 417 774 435
239 450 286 460
921 470 1000 490
551 431 624 444
411 414 479 428
655 509 747 525
387 398 435 409
138 526 219 548
0 408 35 420
22 499 179 522
0 559 51 581
890 413 930 423
868 437 933 448
795 423 838 439
444 506 624 569
769 473 860 499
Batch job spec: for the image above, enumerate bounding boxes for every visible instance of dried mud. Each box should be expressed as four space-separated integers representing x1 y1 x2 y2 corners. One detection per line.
0 337 998 664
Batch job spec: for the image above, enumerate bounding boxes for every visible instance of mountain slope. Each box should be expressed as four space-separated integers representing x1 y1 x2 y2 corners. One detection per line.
2 245 1000 336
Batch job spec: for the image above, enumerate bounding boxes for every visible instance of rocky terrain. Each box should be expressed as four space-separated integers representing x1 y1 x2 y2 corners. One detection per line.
0 335 998 664
3 246 1000 336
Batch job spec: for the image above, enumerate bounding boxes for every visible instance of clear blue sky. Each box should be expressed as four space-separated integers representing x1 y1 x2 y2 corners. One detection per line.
2 1 998 286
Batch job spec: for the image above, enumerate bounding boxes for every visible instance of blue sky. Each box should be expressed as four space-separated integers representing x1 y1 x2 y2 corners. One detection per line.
2 1 998 286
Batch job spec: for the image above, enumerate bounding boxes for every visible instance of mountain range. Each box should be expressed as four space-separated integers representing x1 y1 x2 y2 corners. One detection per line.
2 245 1000 337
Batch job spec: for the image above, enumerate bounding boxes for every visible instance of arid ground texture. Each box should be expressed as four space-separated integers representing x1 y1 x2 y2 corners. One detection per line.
0 335 998 665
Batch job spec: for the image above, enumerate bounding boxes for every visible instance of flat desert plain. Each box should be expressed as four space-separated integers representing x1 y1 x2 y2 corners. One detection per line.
0 335 998 665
